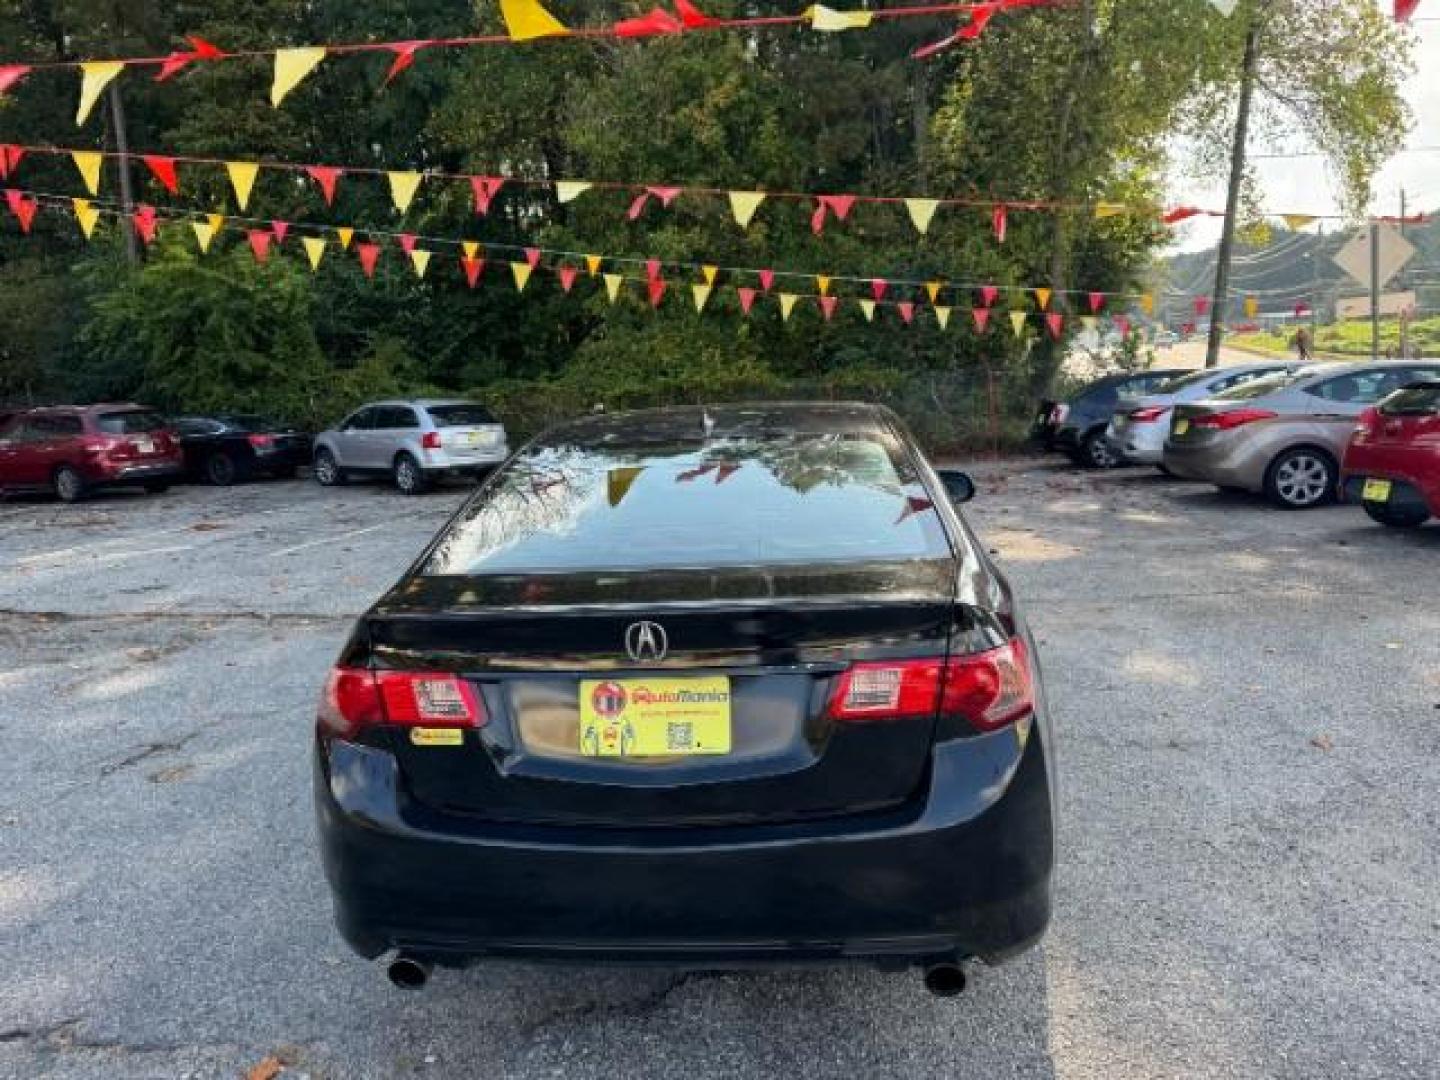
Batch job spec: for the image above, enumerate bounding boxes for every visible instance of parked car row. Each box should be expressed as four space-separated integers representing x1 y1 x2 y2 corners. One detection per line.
1035 360 1440 527
0 399 511 502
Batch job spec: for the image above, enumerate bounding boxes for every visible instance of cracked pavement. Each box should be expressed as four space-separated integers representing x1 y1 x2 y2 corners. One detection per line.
1 460 1438 1079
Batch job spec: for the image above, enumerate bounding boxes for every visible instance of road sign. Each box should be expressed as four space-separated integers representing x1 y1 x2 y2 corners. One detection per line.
1332 224 1415 290
1336 291 1417 320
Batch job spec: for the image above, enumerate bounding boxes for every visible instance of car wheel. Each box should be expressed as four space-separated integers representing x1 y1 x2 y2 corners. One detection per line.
1363 503 1430 528
143 482 170 495
1082 430 1119 469
53 465 86 503
313 449 346 487
1264 448 1336 510
205 451 238 486
394 453 428 496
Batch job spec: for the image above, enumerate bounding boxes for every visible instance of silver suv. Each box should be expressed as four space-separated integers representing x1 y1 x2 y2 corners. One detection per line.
312 400 510 495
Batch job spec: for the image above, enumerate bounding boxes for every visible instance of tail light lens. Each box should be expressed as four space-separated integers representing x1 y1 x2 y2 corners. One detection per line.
1049 404 1069 425
1352 406 1379 440
248 433 275 449
1129 406 1168 423
1193 408 1278 431
421 431 442 450
827 638 1035 733
318 668 485 739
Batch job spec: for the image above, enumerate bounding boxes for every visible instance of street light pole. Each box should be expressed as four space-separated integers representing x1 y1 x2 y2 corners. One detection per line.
1204 10 1263 369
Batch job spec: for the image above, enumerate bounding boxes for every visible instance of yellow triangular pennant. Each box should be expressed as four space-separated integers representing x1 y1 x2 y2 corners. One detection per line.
1244 296 1258 318
925 281 942 304
701 264 718 286
604 273 624 302
462 241 481 261
510 261 533 291
859 299 876 322
70 151 103 196
728 190 766 228
226 161 259 210
71 198 100 239
1034 287 1052 310
76 61 125 126
302 237 327 271
1010 311 1028 337
586 254 603 276
1140 292 1155 316
387 171 423 214
271 47 326 107
192 220 216 253
1282 214 1317 232
499 0 571 41
555 181 591 204
336 226 354 250
692 283 713 312
779 293 798 321
1095 203 1127 219
807 5 874 31
410 250 431 278
816 275 832 296
934 306 952 330
905 198 940 235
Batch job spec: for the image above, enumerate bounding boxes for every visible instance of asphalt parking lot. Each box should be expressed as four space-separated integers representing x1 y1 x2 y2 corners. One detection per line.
2 463 1438 1080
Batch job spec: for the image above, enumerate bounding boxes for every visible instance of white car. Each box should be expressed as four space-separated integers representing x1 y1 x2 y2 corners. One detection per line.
1106 363 1302 469
312 399 510 495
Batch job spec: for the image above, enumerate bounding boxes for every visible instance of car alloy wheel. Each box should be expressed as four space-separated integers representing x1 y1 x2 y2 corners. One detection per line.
207 452 237 486
314 450 341 486
1269 451 1333 509
1083 431 1119 469
395 454 425 495
54 466 85 503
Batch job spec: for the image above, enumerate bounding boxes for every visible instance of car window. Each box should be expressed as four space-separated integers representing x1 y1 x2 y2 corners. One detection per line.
96 410 166 434
173 418 220 436
341 408 375 432
1082 382 1120 407
1379 383 1440 416
26 414 85 437
426 403 497 427
424 432 952 575
1307 371 1401 404
1217 372 1306 401
374 406 419 430
1155 371 1214 394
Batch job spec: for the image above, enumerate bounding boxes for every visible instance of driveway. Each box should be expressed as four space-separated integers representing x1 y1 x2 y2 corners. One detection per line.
1 465 1436 1079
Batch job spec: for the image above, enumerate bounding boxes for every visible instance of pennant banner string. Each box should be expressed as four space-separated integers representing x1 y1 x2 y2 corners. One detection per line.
0 143 1386 225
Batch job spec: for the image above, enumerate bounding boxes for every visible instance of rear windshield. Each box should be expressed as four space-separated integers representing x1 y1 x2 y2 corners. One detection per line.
426 403 497 427
1381 384 1440 416
1156 370 1216 394
96 410 166 434
1215 372 1304 401
423 433 950 574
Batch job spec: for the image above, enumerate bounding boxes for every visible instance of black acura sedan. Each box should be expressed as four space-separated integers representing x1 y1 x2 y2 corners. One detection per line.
171 414 312 485
315 403 1055 995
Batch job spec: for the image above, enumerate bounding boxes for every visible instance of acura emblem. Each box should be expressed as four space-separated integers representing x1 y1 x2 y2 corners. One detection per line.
624 621 668 662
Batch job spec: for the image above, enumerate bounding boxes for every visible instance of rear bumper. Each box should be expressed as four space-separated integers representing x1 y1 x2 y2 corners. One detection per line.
1161 442 1263 492
1113 422 1166 466
1341 474 1437 516
315 726 1054 969
87 461 183 487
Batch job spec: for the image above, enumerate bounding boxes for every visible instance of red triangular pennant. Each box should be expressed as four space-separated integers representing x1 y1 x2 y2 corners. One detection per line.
758 269 774 293
737 287 757 315
398 232 418 254
1046 312 1064 339
979 284 999 307
247 229 272 263
12 194 37 233
305 165 341 205
1194 296 1210 316
1114 316 1130 339
1088 291 1105 314
558 265 578 292
0 66 31 96
648 278 667 308
155 36 224 82
270 220 289 244
132 204 158 244
383 41 426 86
898 302 915 325
675 0 720 27
470 176 505 215
524 247 541 269
357 242 381 278
972 308 991 332
870 279 888 302
992 204 1007 244
645 258 662 282
460 255 485 288
1163 206 1202 225
5 188 23 216
615 7 684 37
141 155 179 195
819 295 839 321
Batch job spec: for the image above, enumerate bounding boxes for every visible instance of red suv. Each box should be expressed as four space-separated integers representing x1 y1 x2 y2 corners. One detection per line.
1341 379 1440 528
0 404 184 502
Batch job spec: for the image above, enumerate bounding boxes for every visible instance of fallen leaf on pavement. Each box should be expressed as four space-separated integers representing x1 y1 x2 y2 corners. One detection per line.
247 1056 283 1080
1310 735 1333 751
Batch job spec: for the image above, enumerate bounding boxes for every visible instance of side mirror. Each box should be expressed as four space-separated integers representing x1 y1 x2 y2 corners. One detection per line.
936 468 976 505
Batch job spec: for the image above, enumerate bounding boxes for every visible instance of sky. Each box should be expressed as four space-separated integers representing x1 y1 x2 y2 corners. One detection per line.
1166 11 1439 253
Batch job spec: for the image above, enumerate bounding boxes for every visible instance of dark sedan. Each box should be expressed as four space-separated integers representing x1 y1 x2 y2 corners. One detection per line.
171 415 312 485
1033 369 1187 467
314 402 1056 996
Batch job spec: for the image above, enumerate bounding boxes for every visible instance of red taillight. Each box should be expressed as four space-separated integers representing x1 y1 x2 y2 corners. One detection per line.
1129 406 1168 424
317 667 485 738
421 431 442 450
248 433 275 449
826 639 1034 733
1193 408 1278 431
1352 406 1379 441
1049 404 1069 425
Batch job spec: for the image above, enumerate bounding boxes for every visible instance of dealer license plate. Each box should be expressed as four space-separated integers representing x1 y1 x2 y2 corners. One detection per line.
133 436 155 454
1173 419 1191 436
579 677 732 758
462 431 496 448
1362 478 1392 502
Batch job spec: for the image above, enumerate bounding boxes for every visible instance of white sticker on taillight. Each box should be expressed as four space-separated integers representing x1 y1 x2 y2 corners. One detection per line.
844 667 903 712
412 678 471 721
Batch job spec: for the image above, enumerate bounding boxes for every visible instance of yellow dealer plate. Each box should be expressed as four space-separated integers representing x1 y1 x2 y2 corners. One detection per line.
1173 419 1191 436
579 677 732 758
1362 478 1392 502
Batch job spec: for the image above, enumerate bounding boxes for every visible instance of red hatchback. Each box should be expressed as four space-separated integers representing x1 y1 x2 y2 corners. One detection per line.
1341 379 1440 528
0 404 184 502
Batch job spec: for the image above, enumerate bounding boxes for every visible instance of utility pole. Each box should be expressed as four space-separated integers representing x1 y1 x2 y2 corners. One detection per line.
1205 10 1263 369
106 82 139 265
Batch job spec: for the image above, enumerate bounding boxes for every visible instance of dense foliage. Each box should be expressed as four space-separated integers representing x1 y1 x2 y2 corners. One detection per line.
0 1 1412 448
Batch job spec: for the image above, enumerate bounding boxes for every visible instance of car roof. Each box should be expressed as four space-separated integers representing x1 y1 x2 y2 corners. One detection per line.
540 402 897 445
359 399 480 409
